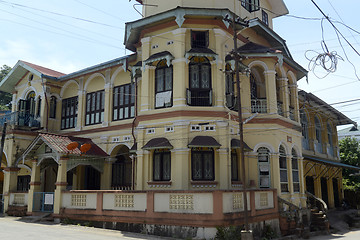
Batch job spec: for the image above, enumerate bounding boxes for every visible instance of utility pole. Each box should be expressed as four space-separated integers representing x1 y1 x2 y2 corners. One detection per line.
225 13 251 237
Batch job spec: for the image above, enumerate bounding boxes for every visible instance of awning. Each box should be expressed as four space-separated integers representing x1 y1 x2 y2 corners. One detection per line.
143 51 174 67
231 139 252 152
142 138 173 150
188 136 221 148
185 48 218 61
304 155 360 171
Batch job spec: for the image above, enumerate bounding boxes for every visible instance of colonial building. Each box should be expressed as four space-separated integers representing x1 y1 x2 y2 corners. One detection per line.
0 0 358 239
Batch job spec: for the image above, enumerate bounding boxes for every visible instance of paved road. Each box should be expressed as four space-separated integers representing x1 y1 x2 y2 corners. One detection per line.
310 229 360 240
0 217 177 240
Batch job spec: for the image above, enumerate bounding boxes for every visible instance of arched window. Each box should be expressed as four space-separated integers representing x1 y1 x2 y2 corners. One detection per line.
250 72 267 113
49 96 57 119
18 91 36 126
327 122 333 147
258 147 270 188
292 148 300 193
300 110 310 150
155 60 173 108
315 116 322 153
279 145 288 193
153 149 171 181
191 147 214 181
225 64 235 109
36 96 41 118
187 57 212 106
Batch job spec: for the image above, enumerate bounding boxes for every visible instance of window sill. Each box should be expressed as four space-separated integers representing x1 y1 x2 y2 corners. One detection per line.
191 181 218 188
231 181 243 187
147 181 172 188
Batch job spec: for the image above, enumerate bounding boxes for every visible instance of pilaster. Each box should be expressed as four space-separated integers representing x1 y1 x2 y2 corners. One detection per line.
27 160 41 213
53 156 68 214
2 167 20 212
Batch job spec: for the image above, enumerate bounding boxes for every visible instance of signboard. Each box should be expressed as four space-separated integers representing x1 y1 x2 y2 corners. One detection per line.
44 194 54 205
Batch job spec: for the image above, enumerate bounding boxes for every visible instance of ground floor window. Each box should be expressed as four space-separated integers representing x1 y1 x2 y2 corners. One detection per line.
292 149 300 192
17 175 31 191
153 149 171 181
258 147 270 188
112 155 132 189
231 150 239 181
191 147 214 181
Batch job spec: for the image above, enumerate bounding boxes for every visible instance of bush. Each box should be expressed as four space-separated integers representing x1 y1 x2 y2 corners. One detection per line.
215 226 242 240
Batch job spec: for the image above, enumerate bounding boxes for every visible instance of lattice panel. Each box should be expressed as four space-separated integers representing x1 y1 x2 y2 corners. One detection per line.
115 194 134 208
260 193 269 207
233 193 243 210
14 194 25 205
71 194 87 207
169 194 194 210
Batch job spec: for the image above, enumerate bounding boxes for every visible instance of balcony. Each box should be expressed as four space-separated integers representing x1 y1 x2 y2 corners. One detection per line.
251 98 267 113
186 88 212 106
314 141 323 154
0 111 40 129
302 137 310 150
327 145 334 157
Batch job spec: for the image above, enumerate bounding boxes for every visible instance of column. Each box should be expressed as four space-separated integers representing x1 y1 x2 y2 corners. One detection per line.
264 70 277 114
2 167 19 212
103 69 112 127
101 158 116 190
140 37 151 113
278 78 289 118
27 160 41 213
298 157 307 208
76 77 85 131
290 84 300 122
136 150 145 190
270 153 280 191
53 156 68 215
218 148 229 189
172 28 187 107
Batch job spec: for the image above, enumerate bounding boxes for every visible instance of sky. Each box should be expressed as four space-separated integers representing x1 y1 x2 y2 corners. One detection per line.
0 0 360 129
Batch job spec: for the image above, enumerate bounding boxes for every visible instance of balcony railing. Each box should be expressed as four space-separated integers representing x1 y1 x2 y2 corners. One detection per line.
327 145 334 157
315 141 323 153
251 98 267 113
0 111 40 128
277 101 283 116
186 89 212 106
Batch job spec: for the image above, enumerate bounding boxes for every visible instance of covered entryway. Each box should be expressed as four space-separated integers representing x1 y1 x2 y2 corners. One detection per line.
306 176 315 195
16 133 109 214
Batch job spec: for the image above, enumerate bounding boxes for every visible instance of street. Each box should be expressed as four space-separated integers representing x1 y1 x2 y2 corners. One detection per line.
0 217 177 240
310 230 360 240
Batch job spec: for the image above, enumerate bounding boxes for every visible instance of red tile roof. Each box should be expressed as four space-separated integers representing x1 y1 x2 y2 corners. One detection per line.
21 61 66 78
39 133 108 157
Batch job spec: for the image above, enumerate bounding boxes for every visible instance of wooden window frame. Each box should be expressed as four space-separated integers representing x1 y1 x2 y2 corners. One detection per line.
61 96 78 130
191 148 215 181
49 96 57 119
155 61 173 109
113 83 135 121
85 90 105 126
153 150 171 181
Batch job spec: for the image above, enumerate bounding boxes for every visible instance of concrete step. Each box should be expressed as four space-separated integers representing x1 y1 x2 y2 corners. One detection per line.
22 213 52 223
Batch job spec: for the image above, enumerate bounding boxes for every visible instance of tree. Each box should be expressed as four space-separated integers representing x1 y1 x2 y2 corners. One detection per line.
339 137 360 190
0 64 12 110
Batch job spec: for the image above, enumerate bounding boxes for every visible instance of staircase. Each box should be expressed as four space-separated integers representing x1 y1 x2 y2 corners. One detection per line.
306 192 330 232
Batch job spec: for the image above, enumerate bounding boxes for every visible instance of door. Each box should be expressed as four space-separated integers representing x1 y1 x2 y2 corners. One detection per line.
321 177 329 206
306 176 315 195
332 178 340 208
84 166 100 190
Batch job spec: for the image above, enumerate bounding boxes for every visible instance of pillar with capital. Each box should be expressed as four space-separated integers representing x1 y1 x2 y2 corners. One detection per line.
101 157 116 190
53 156 68 215
2 167 20 213
27 160 41 213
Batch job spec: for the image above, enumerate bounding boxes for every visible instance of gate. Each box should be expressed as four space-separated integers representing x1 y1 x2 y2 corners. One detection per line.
33 192 54 212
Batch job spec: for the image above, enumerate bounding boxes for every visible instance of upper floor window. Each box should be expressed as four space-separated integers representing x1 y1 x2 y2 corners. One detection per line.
279 145 288 193
49 96 57 119
258 147 270 188
262 10 268 26
242 0 260 13
191 147 214 181
153 149 171 181
36 96 41 118
300 110 309 139
191 31 209 49
327 122 333 147
315 116 321 143
61 96 78 130
187 57 212 106
155 60 173 109
85 90 104 126
113 83 135 121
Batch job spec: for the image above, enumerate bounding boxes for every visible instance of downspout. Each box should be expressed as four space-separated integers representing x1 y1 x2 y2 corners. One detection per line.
40 76 49 131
